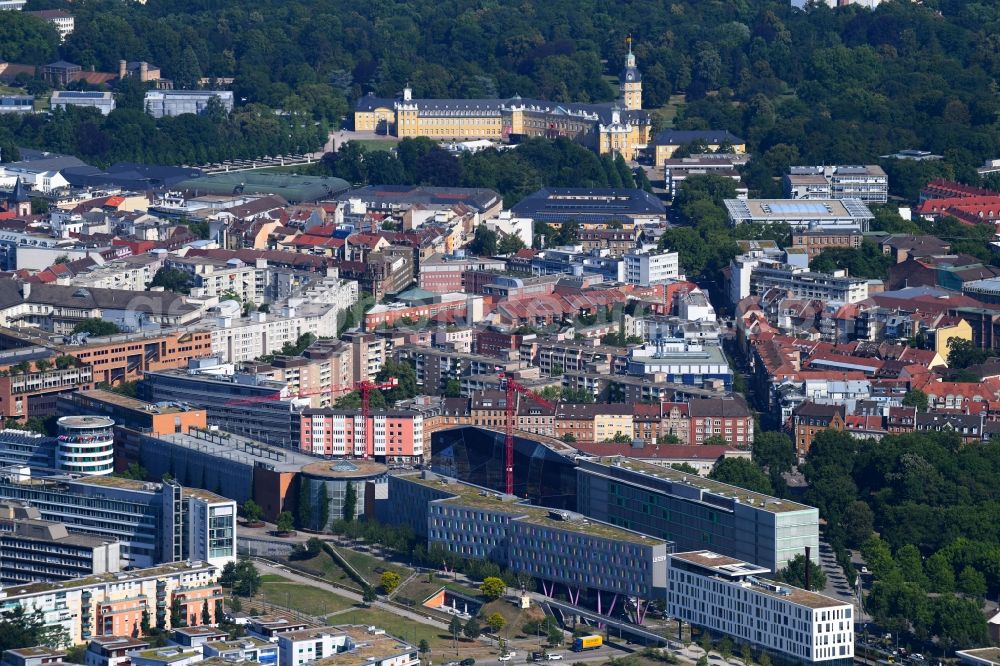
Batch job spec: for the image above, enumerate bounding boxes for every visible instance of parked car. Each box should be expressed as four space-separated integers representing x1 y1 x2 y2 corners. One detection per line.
498 656 512 662
547 655 563 661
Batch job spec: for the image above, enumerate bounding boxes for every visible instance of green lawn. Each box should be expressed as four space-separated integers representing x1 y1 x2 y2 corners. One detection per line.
649 93 686 129
353 138 399 152
477 599 546 639
257 578 356 616
284 547 413 590
394 577 445 606
339 548 413 587
336 607 496 656
253 162 325 175
288 552 353 585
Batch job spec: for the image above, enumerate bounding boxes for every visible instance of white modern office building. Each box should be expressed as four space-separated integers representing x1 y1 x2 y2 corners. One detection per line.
56 415 114 476
746 265 869 305
624 249 680 286
0 95 35 114
0 470 235 568
792 0 881 8
785 165 888 203
725 199 873 232
729 244 868 305
144 91 235 118
668 551 854 665
50 91 116 116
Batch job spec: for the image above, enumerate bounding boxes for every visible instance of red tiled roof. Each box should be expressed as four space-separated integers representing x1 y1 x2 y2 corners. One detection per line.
347 233 386 248
305 224 337 236
922 179 997 199
285 234 345 248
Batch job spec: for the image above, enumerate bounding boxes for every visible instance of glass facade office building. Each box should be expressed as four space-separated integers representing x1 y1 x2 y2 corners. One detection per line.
576 458 818 573
0 470 235 569
430 427 578 509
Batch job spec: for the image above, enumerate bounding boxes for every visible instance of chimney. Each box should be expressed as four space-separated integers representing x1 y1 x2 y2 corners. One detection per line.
20 282 30 300
804 545 812 590
118 60 126 79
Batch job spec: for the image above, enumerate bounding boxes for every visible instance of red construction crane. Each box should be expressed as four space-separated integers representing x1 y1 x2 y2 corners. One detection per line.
354 377 397 457
498 372 555 495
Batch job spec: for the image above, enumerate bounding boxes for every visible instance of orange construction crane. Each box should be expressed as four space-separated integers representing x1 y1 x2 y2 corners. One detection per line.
498 372 555 495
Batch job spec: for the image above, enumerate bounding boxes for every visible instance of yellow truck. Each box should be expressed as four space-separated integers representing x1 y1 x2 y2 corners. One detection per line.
572 636 603 652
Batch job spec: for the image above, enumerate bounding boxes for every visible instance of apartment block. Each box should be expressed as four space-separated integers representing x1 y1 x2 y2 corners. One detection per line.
0 501 120 585
364 294 483 331
128 647 201 666
85 637 150 666
205 301 350 364
278 628 344 666
246 340 354 406
623 250 680 286
394 345 520 394
165 256 271 305
0 561 221 646
519 339 627 376
298 409 423 462
1 646 66 666
203 637 277 665
575 457 819 573
688 395 754 447
753 266 868 304
343 332 387 383
0 362 93 420
418 253 506 293
278 626 418 666
668 551 853 665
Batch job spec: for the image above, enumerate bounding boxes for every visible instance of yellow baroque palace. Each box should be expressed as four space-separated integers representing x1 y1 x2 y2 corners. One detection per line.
354 46 651 161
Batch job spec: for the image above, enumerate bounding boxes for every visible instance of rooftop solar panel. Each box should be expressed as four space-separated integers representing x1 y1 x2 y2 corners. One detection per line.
768 202 830 214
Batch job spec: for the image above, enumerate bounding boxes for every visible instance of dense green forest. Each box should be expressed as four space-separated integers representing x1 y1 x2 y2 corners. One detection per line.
321 136 649 203
805 430 1000 649
0 0 997 171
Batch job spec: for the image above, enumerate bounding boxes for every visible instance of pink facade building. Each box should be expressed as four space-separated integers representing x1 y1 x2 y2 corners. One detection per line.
298 409 424 462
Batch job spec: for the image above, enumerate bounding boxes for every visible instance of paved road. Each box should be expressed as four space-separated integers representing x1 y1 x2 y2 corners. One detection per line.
818 541 858 606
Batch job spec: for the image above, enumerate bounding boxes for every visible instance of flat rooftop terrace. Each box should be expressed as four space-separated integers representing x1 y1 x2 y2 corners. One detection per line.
404 472 666 546
673 551 847 610
586 456 813 514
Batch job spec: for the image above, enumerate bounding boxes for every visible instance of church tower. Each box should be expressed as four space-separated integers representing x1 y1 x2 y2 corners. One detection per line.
8 177 30 217
620 35 642 111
